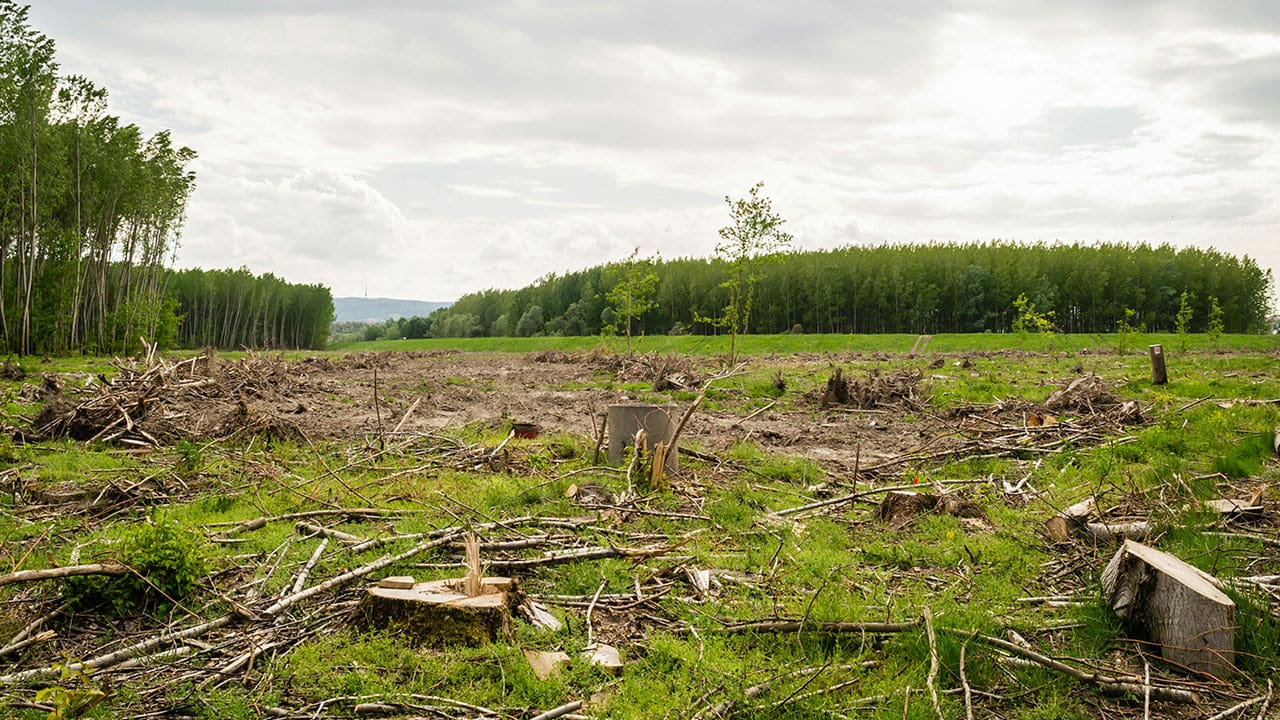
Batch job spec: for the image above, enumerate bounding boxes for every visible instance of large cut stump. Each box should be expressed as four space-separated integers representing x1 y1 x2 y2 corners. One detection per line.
607 404 677 472
355 576 523 647
1101 540 1234 676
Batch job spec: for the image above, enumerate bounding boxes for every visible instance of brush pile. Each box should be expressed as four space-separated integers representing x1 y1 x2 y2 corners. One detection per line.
32 347 310 446
819 367 925 410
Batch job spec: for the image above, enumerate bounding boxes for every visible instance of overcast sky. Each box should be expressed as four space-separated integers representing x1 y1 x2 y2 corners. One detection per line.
27 1 1280 304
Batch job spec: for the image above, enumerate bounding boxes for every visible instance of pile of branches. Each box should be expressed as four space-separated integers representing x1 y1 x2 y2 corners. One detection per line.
819 367 925 410
536 349 705 392
0 510 692 717
1045 373 1140 421
31 349 308 447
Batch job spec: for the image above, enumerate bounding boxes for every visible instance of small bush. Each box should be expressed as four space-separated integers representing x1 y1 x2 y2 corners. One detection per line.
64 518 207 615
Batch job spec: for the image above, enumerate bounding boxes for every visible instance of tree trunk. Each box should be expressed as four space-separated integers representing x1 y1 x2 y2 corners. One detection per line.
1101 540 1234 677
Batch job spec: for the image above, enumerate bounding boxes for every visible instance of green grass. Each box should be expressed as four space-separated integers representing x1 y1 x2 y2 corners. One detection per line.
2 335 1278 718
332 332 1279 356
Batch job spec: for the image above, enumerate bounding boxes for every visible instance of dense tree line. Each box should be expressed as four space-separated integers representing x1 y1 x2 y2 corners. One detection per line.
1 3 333 354
331 316 432 345
1 1 198 355
429 242 1273 337
169 268 333 350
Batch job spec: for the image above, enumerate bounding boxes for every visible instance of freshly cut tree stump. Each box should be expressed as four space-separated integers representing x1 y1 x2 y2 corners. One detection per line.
355 576 523 647
607 404 677 472
1044 497 1096 543
1101 540 1234 676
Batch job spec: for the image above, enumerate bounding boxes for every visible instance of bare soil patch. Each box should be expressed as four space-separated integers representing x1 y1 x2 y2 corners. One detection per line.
26 351 1141 481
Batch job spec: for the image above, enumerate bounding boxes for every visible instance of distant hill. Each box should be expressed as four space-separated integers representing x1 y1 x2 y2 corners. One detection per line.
333 297 452 323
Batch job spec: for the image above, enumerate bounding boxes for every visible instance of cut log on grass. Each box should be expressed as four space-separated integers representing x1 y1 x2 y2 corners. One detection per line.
1044 497 1096 543
1101 540 1234 677
355 576 523 647
582 642 623 673
1084 521 1150 542
607 404 677 473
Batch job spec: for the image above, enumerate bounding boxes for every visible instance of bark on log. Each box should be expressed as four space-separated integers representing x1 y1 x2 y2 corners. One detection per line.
1044 497 1096 543
607 404 677 472
1101 540 1234 677
1084 521 1150 542
0 563 128 588
1149 344 1167 385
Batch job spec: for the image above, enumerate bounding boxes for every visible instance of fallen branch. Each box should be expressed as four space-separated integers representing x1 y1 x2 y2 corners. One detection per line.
529 700 584 720
923 607 944 720
710 618 1200 704
0 563 128 588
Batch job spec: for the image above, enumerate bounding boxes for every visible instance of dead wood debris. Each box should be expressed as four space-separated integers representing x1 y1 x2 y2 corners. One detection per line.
30 351 321 447
0 510 690 716
819 367 925 410
877 490 990 530
1045 373 1142 423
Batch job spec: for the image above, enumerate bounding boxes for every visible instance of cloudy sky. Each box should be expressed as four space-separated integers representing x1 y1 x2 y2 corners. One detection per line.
28 1 1279 303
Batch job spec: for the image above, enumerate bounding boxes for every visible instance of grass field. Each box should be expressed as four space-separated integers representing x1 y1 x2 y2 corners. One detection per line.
332 331 1280 355
1 334 1277 719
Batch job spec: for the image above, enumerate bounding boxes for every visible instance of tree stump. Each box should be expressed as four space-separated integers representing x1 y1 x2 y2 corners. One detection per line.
355 576 523 647
607 404 677 472
1148 344 1167 385
1101 540 1234 676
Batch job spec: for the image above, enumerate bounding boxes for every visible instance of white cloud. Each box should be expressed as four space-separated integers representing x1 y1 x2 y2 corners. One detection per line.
25 1 1280 305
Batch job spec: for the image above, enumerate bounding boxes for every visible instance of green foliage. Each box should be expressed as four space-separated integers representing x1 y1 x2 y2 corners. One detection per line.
515 305 545 337
424 241 1273 338
704 182 793 362
1225 586 1280 675
603 248 659 354
34 662 106 720
1174 290 1194 336
0 5 199 355
1207 295 1225 343
1114 307 1145 354
63 518 207 615
174 440 203 475
169 268 333 350
1011 293 1056 335
1211 430 1274 479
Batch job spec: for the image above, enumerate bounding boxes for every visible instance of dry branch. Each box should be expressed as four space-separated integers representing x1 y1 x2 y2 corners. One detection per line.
0 563 127 588
712 618 1200 704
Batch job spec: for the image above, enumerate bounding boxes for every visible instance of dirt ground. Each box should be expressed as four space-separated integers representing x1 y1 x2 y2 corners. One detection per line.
28 349 1136 477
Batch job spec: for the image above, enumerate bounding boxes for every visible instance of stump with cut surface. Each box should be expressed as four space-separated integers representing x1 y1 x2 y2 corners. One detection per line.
355 576 522 647
607 403 677 472
1101 540 1234 676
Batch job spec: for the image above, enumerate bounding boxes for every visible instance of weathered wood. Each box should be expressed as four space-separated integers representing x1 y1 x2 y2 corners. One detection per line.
607 404 677 472
582 642 623 673
1101 540 1234 676
1044 497 1096 543
0 563 128 588
377 575 415 590
1204 498 1263 519
878 490 988 530
1149 344 1167 385
1084 521 1150 542
355 576 522 647
524 649 570 680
